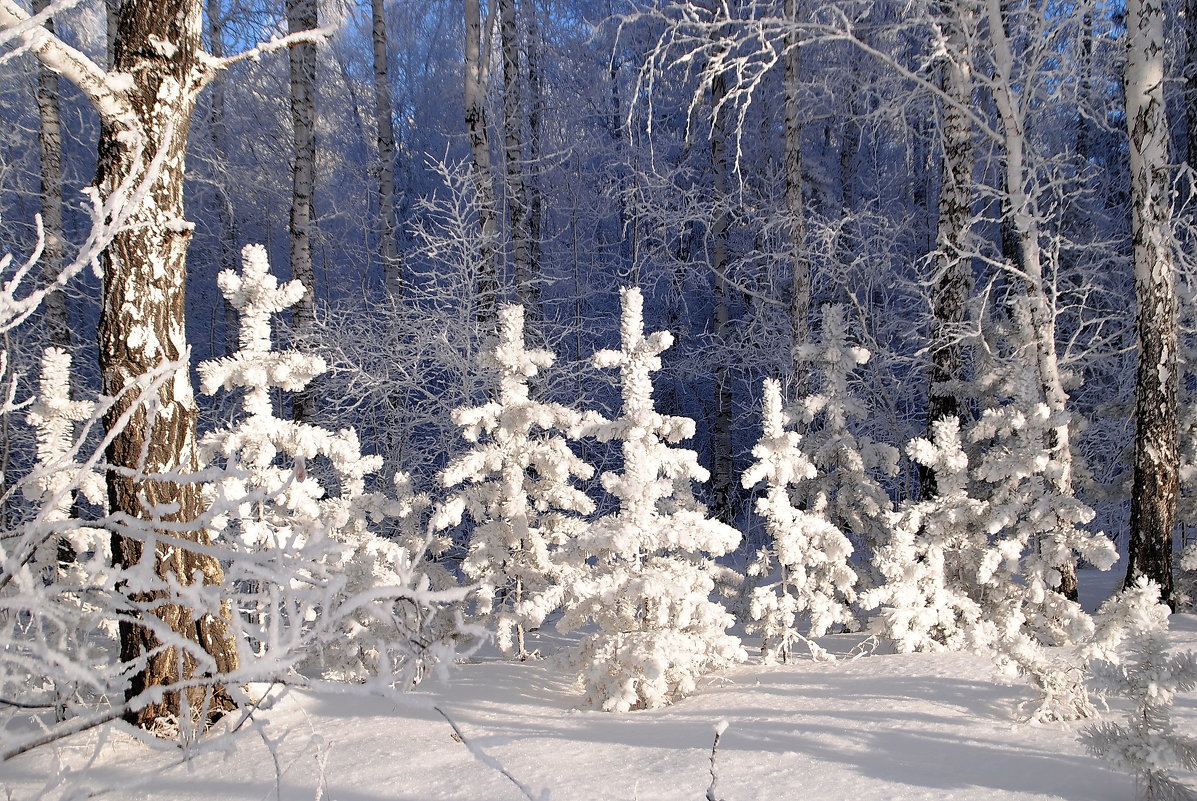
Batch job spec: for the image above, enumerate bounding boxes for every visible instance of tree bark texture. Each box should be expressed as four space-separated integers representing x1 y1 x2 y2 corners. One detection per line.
465 0 499 329
921 0 976 500
32 0 69 352
1125 0 1179 607
500 0 537 318
94 0 239 729
783 0 809 393
985 0 1079 599
287 0 318 422
710 67 733 522
370 0 403 298
206 0 241 357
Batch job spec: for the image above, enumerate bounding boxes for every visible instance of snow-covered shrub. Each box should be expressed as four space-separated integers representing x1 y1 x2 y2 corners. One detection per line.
1080 579 1197 801
742 378 856 662
436 304 594 658
863 417 986 653
199 243 465 684
791 304 897 583
557 287 745 711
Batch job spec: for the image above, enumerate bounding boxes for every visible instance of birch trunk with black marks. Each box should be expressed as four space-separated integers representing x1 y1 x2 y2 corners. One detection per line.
287 0 317 421
985 0 1079 599
500 0 536 318
783 0 809 391
1125 0 1178 607
465 0 499 328
370 0 402 298
207 0 240 356
921 0 976 500
32 0 68 352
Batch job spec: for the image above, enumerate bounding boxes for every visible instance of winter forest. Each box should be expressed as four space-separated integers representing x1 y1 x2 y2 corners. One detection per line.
1 0 1197 798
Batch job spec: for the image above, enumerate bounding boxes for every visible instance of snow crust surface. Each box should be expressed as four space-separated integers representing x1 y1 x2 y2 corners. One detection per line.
3 581 1193 801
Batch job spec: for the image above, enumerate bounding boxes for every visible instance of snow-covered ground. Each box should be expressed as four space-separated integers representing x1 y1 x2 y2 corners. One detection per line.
3 573 1194 801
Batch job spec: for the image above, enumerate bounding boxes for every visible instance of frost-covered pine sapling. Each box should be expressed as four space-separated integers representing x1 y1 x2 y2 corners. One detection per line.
199 244 460 685
742 378 856 662
558 287 744 712
436 304 595 659
1081 579 1197 801
791 305 898 584
863 417 986 653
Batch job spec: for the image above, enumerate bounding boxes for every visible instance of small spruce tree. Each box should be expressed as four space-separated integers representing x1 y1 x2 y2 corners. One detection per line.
1081 579 1197 801
791 305 897 582
436 304 594 658
558 287 744 711
742 378 856 662
199 244 454 683
863 417 986 653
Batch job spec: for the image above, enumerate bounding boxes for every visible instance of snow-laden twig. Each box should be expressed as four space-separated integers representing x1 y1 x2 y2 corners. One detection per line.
433 705 546 801
706 719 729 801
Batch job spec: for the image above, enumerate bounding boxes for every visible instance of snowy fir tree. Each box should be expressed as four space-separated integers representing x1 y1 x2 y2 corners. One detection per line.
198 244 459 684
1081 579 1197 801
863 417 986 653
969 311 1116 646
791 304 897 583
556 287 744 711
435 304 595 659
741 378 857 662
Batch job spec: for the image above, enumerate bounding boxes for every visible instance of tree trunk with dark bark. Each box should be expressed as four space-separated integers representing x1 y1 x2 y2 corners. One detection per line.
465 0 499 329
94 0 239 730
921 0 976 500
1125 0 1179 607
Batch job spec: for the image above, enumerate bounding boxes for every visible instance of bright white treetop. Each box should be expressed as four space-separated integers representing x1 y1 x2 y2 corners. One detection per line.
742 378 856 662
436 304 594 658
557 287 744 711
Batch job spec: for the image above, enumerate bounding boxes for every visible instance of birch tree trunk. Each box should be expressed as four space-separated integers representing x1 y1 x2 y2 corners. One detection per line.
984 0 1078 599
32 0 68 352
525 2 545 320
783 0 809 391
500 0 537 318
921 0 976 499
710 67 733 521
288 0 318 421
465 0 499 328
370 0 402 298
1124 0 1178 607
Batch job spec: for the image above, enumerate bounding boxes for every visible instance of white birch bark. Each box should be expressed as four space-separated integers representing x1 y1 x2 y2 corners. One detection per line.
370 0 402 298
31 0 67 352
984 0 1079 597
922 0 976 499
465 0 499 327
287 0 318 421
1125 0 1179 606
